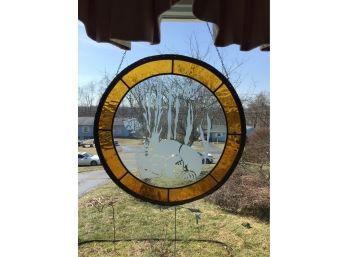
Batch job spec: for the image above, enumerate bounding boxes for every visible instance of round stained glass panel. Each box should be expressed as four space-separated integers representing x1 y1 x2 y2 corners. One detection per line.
94 55 246 205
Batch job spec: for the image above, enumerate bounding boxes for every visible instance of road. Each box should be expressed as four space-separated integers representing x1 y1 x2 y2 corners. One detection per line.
78 169 110 198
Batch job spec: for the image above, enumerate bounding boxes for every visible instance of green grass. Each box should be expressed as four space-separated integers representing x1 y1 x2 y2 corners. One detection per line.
78 165 104 173
213 142 226 150
79 182 269 257
115 138 143 145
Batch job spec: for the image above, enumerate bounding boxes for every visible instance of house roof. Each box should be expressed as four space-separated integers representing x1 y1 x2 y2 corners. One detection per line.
78 117 125 126
78 117 94 126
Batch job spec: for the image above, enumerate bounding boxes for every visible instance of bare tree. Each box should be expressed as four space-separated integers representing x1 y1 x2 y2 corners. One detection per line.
78 86 85 107
96 71 111 104
244 92 270 128
78 81 97 116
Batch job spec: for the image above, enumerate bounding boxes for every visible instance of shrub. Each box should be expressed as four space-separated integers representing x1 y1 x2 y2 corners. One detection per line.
207 128 270 221
243 127 270 165
207 165 270 221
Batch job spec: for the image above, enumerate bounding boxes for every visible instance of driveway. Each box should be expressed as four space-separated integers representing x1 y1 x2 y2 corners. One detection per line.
78 169 110 198
78 153 137 198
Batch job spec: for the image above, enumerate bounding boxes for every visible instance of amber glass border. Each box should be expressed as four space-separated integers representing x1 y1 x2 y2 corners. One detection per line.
94 54 246 206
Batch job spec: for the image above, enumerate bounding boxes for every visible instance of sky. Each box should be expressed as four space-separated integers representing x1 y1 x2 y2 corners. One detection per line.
78 21 269 98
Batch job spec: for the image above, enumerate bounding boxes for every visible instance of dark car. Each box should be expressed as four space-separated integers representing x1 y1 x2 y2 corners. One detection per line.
198 152 214 164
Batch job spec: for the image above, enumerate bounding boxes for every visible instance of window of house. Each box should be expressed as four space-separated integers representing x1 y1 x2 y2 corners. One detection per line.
82 126 89 133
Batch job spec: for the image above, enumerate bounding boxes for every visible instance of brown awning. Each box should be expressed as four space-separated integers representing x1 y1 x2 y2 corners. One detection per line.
78 0 180 49
78 0 269 51
193 0 270 51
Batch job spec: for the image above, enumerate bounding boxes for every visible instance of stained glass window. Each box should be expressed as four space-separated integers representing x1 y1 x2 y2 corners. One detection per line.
95 55 246 205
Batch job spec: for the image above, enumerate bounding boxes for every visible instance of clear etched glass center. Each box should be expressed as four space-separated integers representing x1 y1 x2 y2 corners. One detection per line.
113 75 227 188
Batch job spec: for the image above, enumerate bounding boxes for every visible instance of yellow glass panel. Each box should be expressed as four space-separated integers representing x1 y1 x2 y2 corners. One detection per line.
98 130 127 179
122 60 172 87
99 81 128 130
120 174 169 202
211 135 240 182
215 84 241 134
168 176 217 202
173 60 222 91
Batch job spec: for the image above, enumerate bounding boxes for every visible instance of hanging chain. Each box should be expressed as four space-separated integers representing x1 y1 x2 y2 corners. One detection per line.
205 22 230 81
115 50 127 76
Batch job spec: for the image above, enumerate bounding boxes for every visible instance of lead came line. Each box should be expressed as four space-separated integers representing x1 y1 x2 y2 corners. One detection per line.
210 174 219 183
213 82 224 93
119 172 128 181
121 78 131 88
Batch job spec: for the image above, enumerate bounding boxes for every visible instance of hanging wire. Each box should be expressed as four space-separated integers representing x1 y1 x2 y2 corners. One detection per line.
205 22 230 81
115 50 127 76
174 206 177 257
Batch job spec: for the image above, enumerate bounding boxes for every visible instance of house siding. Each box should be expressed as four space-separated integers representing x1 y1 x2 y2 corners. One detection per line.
78 125 130 139
78 125 94 139
209 132 227 142
113 126 129 138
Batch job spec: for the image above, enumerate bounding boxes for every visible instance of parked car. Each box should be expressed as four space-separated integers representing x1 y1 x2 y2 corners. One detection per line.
173 152 214 165
78 152 101 166
82 143 95 148
198 152 214 164
81 139 95 148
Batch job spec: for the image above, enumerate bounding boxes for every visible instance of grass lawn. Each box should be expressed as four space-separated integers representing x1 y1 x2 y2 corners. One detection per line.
78 165 104 173
115 138 143 145
79 182 269 257
213 142 226 150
